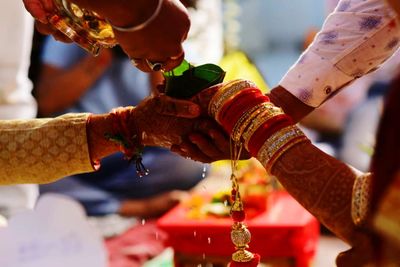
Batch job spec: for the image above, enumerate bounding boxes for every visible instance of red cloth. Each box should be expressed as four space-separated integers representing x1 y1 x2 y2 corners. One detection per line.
105 220 168 267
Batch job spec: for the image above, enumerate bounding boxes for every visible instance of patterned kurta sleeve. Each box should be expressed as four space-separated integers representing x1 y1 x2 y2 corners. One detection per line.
280 0 400 107
0 113 95 185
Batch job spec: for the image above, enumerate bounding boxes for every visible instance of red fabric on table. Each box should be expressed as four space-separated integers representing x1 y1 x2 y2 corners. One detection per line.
105 220 168 267
158 191 320 267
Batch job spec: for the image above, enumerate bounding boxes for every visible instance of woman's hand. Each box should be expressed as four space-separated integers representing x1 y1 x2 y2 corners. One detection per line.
132 94 208 149
139 84 250 162
88 82 250 163
170 120 245 163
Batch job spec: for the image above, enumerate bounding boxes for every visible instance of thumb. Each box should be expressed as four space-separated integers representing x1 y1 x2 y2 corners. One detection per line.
154 94 200 118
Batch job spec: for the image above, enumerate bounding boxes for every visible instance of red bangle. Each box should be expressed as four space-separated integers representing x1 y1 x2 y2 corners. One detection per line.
105 108 149 177
220 95 269 134
215 88 261 121
217 88 263 123
248 114 292 156
86 114 101 170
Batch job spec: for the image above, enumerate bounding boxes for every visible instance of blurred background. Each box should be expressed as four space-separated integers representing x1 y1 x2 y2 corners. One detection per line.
236 0 325 86
3 0 394 266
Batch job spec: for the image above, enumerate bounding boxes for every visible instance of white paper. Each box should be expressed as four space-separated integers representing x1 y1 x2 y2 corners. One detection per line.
0 194 108 267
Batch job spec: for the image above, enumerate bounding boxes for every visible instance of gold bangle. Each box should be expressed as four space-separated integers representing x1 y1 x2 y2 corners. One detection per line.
352 172 372 226
208 79 256 118
231 102 273 142
233 103 280 143
265 136 309 173
242 106 285 150
257 125 306 168
209 79 240 117
214 86 258 123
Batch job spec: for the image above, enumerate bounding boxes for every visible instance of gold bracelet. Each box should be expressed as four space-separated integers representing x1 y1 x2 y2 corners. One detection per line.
232 103 280 143
208 79 256 118
257 125 306 169
242 106 285 150
231 102 273 142
266 136 309 173
209 79 241 117
352 172 372 226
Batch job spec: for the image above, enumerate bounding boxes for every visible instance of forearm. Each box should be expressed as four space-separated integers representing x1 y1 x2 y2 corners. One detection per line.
0 114 95 185
279 0 400 108
269 142 362 244
208 80 370 245
37 57 109 116
86 113 120 162
267 85 314 123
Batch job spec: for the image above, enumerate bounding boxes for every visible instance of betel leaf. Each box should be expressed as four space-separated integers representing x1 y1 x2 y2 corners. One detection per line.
164 60 226 99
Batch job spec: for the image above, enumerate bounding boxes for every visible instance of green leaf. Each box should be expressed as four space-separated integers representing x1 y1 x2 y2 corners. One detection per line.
164 60 225 99
164 59 192 77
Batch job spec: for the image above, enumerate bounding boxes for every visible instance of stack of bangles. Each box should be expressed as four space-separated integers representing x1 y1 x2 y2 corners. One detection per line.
209 79 310 173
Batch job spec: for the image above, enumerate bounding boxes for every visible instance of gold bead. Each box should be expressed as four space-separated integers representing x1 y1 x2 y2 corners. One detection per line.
232 249 254 262
231 224 251 247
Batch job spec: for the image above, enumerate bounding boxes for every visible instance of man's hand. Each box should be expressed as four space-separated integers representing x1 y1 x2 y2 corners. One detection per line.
23 0 190 72
22 0 71 42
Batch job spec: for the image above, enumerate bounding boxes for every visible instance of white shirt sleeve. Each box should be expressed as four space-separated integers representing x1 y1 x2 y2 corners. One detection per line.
0 1 37 119
279 0 400 107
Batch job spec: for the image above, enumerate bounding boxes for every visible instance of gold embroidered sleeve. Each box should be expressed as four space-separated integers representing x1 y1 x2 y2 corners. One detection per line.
0 113 95 185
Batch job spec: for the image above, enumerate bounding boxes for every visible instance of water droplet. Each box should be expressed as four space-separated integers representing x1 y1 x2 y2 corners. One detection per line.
202 253 206 260
207 237 211 244
193 231 197 237
202 165 207 178
141 219 146 225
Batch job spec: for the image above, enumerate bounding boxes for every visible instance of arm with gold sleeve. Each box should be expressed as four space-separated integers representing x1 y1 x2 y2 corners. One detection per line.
0 113 97 185
0 95 206 185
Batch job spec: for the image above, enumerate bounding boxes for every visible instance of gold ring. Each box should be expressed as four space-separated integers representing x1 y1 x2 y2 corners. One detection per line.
145 59 163 71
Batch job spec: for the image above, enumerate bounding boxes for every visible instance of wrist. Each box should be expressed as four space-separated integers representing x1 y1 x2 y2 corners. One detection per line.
268 85 314 123
86 113 121 164
70 0 159 29
100 0 160 30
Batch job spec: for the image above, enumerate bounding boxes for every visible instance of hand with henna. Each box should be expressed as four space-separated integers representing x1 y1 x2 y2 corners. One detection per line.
88 82 254 163
135 85 234 158
163 84 313 162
